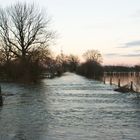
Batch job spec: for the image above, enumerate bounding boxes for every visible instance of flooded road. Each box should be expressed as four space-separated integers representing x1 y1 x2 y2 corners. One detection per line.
0 73 140 140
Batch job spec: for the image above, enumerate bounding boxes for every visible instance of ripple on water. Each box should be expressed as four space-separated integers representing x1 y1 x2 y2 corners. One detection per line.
0 72 140 140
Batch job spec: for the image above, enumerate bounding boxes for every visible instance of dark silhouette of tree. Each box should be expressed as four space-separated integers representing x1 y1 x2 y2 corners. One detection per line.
0 2 54 63
0 2 55 82
77 61 103 79
0 42 14 64
55 54 67 73
104 65 134 72
67 54 79 72
77 49 103 79
55 54 79 73
135 65 140 72
83 49 102 63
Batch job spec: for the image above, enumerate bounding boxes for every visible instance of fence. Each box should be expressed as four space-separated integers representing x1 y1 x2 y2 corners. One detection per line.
103 72 140 93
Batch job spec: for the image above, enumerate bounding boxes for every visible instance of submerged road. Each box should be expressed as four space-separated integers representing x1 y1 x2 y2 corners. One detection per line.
0 72 140 140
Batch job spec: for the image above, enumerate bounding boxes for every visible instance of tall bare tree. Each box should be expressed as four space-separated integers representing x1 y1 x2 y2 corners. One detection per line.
83 49 103 63
0 2 54 63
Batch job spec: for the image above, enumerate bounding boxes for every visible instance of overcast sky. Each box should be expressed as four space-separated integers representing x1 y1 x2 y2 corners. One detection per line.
0 0 140 65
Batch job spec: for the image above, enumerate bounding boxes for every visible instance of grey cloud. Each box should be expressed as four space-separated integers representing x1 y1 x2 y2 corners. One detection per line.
132 10 140 18
120 54 140 57
105 53 119 57
126 41 140 47
119 40 140 48
105 53 140 58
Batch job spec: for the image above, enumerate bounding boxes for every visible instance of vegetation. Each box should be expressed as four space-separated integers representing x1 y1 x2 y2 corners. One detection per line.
0 2 54 82
76 49 103 80
55 54 79 74
104 65 140 72
83 49 102 63
0 2 139 83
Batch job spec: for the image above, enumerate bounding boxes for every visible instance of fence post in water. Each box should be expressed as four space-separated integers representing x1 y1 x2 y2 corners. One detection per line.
110 77 112 85
103 76 106 84
0 85 3 106
130 81 133 91
118 79 121 87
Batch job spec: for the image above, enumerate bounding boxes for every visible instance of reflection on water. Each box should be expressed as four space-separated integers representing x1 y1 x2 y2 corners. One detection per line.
104 72 140 92
0 72 140 140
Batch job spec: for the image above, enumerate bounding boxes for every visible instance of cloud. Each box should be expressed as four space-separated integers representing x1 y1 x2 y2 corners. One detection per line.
119 40 140 48
105 53 140 58
105 53 119 57
125 41 140 47
132 10 140 18
134 49 140 52
120 54 140 57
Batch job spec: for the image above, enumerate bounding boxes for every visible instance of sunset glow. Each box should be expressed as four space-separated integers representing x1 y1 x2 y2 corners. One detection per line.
0 0 140 65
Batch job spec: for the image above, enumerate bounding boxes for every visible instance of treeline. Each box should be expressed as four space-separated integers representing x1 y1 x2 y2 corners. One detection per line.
104 65 140 72
0 2 139 83
57 49 140 80
76 50 103 80
0 0 104 83
54 49 104 80
0 48 104 81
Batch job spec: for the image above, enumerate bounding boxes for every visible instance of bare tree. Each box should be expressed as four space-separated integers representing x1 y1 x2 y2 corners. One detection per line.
67 54 79 71
0 2 54 63
29 46 52 64
67 54 79 64
0 42 14 64
83 49 102 63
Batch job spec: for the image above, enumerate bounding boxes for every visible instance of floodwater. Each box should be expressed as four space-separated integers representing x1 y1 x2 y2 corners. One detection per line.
0 72 140 140
104 72 140 92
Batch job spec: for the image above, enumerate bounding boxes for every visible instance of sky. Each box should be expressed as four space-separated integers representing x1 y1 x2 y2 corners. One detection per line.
0 0 140 65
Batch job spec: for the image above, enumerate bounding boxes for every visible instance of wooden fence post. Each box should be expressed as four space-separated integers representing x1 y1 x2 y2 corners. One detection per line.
130 81 133 91
110 77 112 85
103 76 106 84
118 79 121 87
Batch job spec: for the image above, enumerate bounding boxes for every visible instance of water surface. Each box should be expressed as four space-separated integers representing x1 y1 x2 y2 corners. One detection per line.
0 73 140 140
